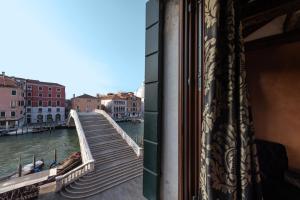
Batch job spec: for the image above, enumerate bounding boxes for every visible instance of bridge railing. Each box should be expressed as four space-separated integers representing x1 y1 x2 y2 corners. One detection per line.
55 110 94 191
94 109 143 157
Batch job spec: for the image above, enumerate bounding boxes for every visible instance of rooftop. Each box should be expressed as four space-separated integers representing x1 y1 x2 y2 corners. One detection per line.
26 79 64 87
101 92 141 100
73 94 98 99
0 76 18 88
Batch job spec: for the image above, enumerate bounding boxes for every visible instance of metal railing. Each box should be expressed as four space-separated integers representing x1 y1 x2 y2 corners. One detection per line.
55 110 94 191
94 109 143 157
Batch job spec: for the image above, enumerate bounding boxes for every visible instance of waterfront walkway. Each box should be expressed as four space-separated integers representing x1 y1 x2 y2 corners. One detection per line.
58 112 143 199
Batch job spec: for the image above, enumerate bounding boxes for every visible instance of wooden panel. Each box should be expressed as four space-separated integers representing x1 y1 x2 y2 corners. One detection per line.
246 41 300 169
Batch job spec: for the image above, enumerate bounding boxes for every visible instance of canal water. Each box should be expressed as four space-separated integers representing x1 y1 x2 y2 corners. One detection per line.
0 121 144 177
118 121 144 147
0 129 79 177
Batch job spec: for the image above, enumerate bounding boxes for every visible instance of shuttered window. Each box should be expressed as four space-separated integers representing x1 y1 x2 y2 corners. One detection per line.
143 0 163 199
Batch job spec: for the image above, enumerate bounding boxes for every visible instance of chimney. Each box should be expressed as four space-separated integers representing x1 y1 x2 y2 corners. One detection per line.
2 72 5 76
73 94 75 98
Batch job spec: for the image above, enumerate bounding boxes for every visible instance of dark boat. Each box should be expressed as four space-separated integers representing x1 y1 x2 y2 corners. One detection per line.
56 152 82 175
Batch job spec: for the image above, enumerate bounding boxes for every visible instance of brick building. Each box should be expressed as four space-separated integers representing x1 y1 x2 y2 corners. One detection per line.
25 80 66 124
71 94 101 112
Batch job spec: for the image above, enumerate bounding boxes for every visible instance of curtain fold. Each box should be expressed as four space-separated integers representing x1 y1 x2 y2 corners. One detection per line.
199 0 262 199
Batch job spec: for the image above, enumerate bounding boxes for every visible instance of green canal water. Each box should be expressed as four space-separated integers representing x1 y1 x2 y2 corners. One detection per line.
118 121 144 146
0 121 144 177
0 129 79 177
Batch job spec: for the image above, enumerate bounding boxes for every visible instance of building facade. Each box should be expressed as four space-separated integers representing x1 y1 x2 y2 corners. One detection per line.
126 92 142 118
135 82 145 116
101 92 142 120
0 73 25 130
71 94 101 112
25 80 66 124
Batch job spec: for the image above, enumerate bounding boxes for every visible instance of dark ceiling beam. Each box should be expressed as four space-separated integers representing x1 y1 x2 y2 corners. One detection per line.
242 0 300 25
243 17 275 38
245 29 300 51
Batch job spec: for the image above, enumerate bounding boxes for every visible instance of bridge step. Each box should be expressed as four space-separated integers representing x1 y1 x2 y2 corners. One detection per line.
92 148 134 161
74 160 142 185
60 172 142 199
60 112 143 199
68 166 143 192
83 157 142 177
87 136 122 145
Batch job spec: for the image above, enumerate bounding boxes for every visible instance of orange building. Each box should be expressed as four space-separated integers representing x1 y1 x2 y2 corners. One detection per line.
71 94 101 112
0 73 25 130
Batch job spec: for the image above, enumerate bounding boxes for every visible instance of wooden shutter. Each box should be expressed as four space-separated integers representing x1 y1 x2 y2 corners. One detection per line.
143 0 163 199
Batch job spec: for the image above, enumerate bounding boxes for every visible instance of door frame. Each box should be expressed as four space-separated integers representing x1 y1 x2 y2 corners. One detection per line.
178 0 203 199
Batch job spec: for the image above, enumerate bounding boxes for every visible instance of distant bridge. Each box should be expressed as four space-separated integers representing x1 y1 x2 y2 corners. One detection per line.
56 109 143 199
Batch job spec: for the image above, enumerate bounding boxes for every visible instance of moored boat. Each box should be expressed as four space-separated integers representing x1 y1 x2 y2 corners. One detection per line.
57 152 81 175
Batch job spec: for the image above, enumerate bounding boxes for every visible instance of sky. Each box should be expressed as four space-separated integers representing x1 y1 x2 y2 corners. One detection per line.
0 0 146 99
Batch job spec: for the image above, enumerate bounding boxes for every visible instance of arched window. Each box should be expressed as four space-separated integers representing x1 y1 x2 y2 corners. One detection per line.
55 114 61 122
37 114 43 123
47 114 53 122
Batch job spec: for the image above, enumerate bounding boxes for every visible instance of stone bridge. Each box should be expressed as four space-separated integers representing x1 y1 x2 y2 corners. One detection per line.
56 110 143 199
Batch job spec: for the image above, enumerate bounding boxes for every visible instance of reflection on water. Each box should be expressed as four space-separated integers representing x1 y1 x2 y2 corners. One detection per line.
0 128 79 177
118 121 144 146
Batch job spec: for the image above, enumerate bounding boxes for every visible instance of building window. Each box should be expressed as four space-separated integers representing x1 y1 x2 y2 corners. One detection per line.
39 93 43 97
38 108 42 112
57 88 61 92
27 108 31 112
27 115 31 124
48 87 52 91
27 100 31 106
11 90 16 95
55 114 61 122
39 100 43 106
27 85 32 89
37 114 43 123
56 108 60 112
47 114 53 122
11 101 16 108
48 101 51 106
48 93 51 97
57 94 61 98
57 101 60 106
39 86 43 91
0 112 5 118
11 111 16 117
48 108 51 112
27 92 32 97
20 110 23 115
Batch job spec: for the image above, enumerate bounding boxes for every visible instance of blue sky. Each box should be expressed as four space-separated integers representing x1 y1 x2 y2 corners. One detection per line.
0 0 146 99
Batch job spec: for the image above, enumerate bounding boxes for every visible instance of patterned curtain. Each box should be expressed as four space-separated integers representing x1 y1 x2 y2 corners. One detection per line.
199 0 262 199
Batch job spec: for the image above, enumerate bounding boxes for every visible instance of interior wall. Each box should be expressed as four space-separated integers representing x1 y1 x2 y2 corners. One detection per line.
246 41 300 169
161 0 179 199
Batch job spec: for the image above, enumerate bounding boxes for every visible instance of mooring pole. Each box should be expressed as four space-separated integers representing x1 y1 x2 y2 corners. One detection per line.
33 155 36 169
54 149 57 163
17 156 22 177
